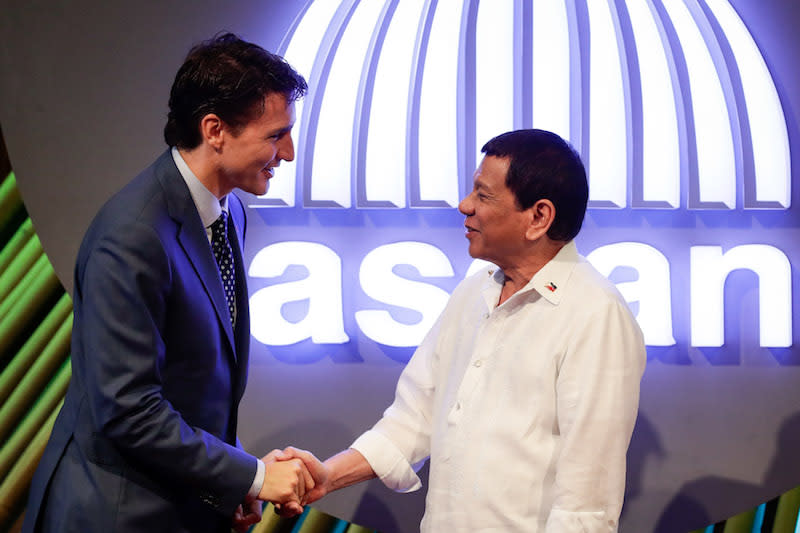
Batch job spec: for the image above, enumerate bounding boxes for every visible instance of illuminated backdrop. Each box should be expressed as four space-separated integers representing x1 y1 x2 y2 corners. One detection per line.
237 1 799 531
247 0 792 352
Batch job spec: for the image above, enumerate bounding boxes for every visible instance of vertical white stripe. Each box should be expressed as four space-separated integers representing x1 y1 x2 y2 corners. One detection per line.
365 0 427 206
532 0 571 142
264 0 344 207
475 0 515 168
418 0 464 206
627 0 680 207
705 0 790 207
662 0 735 207
311 0 386 207
691 245 792 347
587 0 628 207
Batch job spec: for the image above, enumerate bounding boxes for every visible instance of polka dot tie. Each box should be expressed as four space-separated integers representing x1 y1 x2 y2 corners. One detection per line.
210 212 236 326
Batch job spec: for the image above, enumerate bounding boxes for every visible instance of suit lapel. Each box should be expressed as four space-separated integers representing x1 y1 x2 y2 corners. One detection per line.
155 152 238 362
227 195 249 397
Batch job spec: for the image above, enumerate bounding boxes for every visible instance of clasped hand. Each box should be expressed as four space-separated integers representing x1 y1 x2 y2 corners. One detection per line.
259 447 329 515
232 446 329 532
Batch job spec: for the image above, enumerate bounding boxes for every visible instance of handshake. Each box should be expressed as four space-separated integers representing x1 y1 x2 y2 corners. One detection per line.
233 446 331 532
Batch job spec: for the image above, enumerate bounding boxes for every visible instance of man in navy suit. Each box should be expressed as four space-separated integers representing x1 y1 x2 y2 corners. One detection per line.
23 33 322 533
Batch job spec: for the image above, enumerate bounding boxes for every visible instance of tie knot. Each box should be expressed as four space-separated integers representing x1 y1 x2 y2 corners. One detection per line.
210 211 228 240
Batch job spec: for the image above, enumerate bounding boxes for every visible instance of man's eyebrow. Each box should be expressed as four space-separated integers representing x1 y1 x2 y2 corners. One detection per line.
474 178 491 191
268 124 294 136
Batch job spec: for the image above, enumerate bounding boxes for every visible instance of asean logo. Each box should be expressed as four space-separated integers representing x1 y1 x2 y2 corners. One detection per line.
244 0 793 351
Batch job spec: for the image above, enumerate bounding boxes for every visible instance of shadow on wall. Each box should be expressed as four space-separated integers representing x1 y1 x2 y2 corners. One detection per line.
251 404 800 532
252 418 427 533
623 413 666 517
351 465 429 533
652 411 800 532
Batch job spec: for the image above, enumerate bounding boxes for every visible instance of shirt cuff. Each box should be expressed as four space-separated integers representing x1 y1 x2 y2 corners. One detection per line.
247 458 265 501
544 508 615 533
351 430 422 493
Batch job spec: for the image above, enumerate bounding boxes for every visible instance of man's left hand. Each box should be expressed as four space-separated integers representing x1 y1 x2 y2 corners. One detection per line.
232 500 263 533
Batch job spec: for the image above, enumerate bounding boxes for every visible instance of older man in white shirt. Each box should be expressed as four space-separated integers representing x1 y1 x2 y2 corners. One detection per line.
283 129 646 532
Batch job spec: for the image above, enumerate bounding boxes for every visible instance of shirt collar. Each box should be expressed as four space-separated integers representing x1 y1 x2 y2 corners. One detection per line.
482 240 580 309
527 240 579 305
171 147 228 228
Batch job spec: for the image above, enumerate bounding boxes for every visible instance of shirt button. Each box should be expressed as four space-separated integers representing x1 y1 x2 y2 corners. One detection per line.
473 360 483 368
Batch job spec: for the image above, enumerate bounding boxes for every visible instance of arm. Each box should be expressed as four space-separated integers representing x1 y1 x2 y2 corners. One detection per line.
347 314 445 492
275 316 448 509
278 447 376 507
321 449 377 494
544 299 646 532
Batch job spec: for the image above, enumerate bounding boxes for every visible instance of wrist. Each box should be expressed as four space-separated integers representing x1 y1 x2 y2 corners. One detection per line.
248 459 265 502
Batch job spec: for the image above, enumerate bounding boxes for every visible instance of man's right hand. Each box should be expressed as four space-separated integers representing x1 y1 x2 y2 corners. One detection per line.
267 447 331 517
258 452 314 516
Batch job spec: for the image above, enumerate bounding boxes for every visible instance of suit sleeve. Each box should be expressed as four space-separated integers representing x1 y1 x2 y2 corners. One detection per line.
76 220 256 514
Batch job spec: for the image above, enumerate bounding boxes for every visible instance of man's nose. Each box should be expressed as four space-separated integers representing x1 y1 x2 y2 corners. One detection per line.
278 135 295 162
458 195 472 215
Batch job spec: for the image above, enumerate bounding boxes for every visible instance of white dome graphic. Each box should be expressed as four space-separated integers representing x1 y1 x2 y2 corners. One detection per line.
254 0 790 211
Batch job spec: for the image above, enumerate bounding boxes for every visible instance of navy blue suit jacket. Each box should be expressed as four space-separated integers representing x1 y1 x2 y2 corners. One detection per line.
24 151 257 533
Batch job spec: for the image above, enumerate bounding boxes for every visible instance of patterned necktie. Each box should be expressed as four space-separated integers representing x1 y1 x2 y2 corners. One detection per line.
210 211 236 325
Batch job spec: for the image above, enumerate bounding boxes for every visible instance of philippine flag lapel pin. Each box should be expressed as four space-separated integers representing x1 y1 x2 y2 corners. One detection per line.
546 282 557 292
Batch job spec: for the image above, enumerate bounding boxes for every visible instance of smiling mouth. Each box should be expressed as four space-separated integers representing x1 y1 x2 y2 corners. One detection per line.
261 167 274 179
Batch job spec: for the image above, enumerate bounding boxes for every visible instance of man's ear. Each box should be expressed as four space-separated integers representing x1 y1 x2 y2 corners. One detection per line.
199 113 224 151
525 199 556 241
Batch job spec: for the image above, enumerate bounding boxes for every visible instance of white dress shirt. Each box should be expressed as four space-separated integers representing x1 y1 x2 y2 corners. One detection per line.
170 147 263 500
351 240 646 532
171 147 227 238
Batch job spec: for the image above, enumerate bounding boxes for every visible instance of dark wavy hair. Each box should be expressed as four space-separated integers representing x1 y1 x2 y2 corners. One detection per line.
164 32 307 149
481 129 588 242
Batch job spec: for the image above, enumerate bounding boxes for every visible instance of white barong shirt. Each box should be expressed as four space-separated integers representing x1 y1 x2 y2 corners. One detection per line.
351 240 646 532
